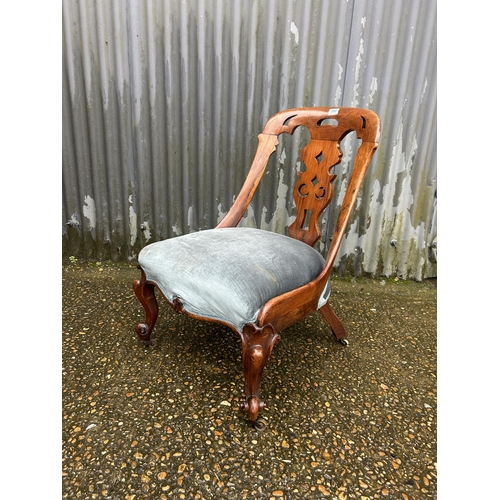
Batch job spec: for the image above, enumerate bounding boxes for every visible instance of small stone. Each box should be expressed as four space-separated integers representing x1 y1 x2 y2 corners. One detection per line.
158 472 167 480
281 440 289 448
220 400 231 406
178 464 186 473
272 491 284 497
318 485 330 496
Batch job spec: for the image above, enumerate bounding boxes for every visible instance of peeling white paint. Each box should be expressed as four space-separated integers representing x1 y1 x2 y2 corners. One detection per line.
369 76 378 105
172 222 182 236
295 160 302 177
187 206 195 232
83 195 96 230
141 221 152 242
335 133 356 208
216 203 227 224
67 214 80 227
336 64 343 104
290 21 299 44
337 63 344 80
420 78 428 104
260 168 295 233
239 203 257 228
279 148 286 164
360 119 421 279
351 38 364 107
128 195 137 246
335 85 342 105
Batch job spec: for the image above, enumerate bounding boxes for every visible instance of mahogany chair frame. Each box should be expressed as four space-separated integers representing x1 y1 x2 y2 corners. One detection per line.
133 107 380 427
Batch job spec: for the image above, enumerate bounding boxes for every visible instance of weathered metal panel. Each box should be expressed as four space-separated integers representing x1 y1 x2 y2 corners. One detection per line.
62 0 437 280
327 0 438 280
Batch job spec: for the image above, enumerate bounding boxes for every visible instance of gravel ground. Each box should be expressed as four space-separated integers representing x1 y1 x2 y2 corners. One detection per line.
62 262 437 499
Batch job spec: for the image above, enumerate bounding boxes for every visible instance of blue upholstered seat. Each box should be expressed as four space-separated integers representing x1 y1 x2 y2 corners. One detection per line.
138 227 330 331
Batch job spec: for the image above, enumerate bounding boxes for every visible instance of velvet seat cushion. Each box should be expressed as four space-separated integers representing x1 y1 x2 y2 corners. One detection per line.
138 227 330 331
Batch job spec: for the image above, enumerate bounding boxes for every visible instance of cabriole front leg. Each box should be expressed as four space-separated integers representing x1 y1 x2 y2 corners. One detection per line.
240 323 280 424
133 266 159 341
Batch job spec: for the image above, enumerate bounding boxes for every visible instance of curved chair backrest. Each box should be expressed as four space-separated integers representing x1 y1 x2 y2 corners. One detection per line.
218 106 381 275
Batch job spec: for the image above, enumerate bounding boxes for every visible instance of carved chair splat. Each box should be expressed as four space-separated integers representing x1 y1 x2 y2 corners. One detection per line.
133 107 380 427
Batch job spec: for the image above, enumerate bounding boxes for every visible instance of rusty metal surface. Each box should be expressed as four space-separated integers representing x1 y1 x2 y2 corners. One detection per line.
62 0 436 280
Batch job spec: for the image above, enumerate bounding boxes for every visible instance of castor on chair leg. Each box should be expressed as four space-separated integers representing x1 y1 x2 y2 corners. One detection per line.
319 302 348 345
133 267 159 342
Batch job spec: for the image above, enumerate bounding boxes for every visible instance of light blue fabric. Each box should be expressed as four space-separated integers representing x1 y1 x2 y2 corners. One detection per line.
138 227 330 331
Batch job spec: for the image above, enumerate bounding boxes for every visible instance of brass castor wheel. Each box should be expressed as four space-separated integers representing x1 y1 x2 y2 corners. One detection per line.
338 338 349 347
250 419 267 432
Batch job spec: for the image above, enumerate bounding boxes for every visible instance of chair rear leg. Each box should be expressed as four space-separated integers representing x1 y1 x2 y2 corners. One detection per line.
319 302 349 346
240 324 281 426
133 266 159 341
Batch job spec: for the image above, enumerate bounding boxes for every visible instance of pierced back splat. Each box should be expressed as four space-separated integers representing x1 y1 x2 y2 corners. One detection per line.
288 139 342 246
218 108 380 239
251 107 380 251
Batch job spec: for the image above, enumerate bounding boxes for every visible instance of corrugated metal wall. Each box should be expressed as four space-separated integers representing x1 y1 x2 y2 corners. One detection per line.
62 0 437 280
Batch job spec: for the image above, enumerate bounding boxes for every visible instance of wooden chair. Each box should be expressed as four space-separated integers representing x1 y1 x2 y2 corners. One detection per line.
133 107 380 428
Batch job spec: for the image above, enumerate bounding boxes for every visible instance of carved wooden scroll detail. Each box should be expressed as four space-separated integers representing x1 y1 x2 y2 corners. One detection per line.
288 139 343 246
